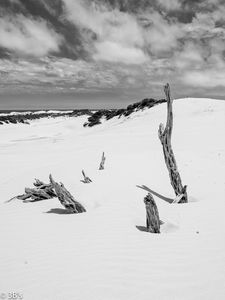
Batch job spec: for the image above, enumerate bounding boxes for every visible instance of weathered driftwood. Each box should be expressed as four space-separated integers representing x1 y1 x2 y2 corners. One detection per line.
81 170 92 183
15 178 56 202
158 83 187 203
25 187 52 199
33 178 46 187
49 174 86 213
99 152 106 170
144 193 160 233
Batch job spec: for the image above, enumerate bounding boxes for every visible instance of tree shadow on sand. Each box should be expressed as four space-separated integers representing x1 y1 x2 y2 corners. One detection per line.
136 221 179 234
136 220 165 233
136 225 149 232
46 208 74 215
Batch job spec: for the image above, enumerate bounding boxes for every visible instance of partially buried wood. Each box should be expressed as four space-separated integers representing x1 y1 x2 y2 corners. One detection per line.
33 178 46 187
10 178 57 203
81 170 92 183
33 178 55 191
99 152 106 170
144 193 160 233
25 187 52 200
49 174 86 213
158 83 187 203
16 193 32 201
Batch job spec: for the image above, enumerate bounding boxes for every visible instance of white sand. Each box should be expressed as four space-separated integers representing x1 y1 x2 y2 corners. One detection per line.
0 98 225 300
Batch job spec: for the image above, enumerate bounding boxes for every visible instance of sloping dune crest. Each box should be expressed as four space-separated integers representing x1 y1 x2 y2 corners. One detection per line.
0 98 225 300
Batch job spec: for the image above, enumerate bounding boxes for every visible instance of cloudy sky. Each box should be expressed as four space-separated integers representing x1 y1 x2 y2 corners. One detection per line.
0 0 225 109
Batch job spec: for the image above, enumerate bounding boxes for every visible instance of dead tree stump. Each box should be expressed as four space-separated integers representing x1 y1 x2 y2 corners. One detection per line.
99 152 106 170
49 174 86 213
158 83 188 203
144 193 160 233
81 170 92 183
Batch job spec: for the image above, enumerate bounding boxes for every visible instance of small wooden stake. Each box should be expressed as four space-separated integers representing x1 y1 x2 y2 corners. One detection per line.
158 84 187 203
99 152 106 170
144 193 160 233
81 170 92 183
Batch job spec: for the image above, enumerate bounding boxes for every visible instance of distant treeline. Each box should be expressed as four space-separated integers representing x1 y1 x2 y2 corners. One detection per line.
0 110 91 125
84 98 166 127
0 98 165 126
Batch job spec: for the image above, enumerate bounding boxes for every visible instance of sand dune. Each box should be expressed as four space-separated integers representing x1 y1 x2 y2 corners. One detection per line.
0 98 225 300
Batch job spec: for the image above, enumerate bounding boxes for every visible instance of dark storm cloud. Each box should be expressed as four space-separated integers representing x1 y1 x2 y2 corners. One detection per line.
0 0 225 108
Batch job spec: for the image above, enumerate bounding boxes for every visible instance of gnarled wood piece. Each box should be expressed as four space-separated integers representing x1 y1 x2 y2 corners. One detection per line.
17 194 32 201
49 174 86 213
144 193 160 233
158 83 187 203
11 178 56 202
99 152 106 170
33 178 54 191
25 187 52 199
81 170 92 183
33 178 45 187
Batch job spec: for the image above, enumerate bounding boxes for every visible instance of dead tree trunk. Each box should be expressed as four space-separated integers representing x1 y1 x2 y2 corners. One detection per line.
144 193 160 233
99 152 106 170
49 174 86 213
81 170 92 183
158 83 187 203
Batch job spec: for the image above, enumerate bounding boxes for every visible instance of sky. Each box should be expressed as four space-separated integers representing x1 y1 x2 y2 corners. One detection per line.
0 0 225 109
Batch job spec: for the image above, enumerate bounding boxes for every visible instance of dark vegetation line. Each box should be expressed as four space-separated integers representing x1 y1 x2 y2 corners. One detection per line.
0 98 165 126
0 110 91 125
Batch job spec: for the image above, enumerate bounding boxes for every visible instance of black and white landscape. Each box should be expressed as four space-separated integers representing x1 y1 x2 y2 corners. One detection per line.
0 1 225 300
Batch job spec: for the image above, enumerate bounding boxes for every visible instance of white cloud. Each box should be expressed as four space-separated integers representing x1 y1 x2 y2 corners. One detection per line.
62 0 187 63
182 70 225 88
143 12 184 54
1 0 225 98
0 15 62 56
173 42 205 69
157 0 181 11
0 57 122 92
62 0 147 64
93 41 148 64
8 0 21 3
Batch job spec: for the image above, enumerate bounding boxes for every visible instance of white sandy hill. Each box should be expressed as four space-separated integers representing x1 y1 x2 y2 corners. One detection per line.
0 98 225 300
